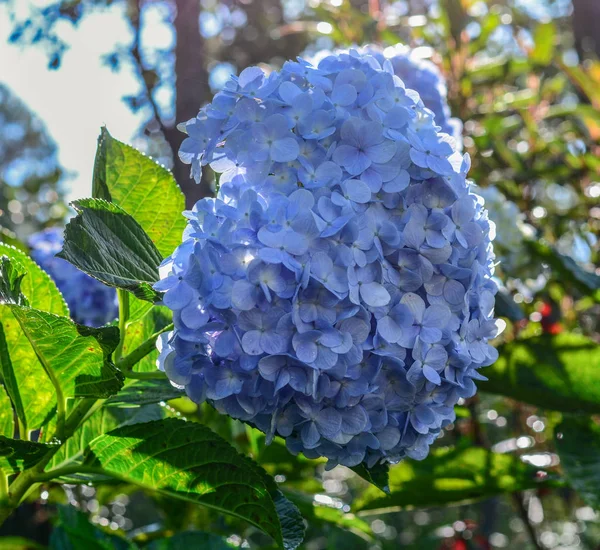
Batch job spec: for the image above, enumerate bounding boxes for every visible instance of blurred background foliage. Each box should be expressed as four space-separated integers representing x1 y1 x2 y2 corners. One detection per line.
0 0 599 549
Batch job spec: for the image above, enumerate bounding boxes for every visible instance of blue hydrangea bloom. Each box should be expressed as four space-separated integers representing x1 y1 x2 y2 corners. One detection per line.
158 48 503 468
28 228 118 327
310 44 463 148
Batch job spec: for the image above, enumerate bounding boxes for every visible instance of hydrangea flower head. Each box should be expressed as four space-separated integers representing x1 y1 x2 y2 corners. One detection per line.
29 227 118 327
308 44 463 148
158 48 502 468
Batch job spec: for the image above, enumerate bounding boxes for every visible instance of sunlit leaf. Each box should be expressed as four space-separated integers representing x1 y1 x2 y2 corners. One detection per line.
93 128 186 258
0 384 14 438
86 418 304 549
355 445 555 512
480 333 600 413
0 246 68 432
531 22 556 65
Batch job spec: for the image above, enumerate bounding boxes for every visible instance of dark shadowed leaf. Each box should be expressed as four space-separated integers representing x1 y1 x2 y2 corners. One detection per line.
351 462 390 494
58 199 163 302
0 436 50 474
147 531 235 550
105 379 182 408
555 416 600 509
93 128 187 258
86 418 304 549
49 505 136 550
480 333 600 413
355 445 556 512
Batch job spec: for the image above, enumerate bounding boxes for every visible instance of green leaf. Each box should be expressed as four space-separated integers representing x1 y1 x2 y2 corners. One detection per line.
86 418 304 549
0 436 50 474
0 384 14 438
105 379 182 408
555 416 600 509
350 462 390 494
480 333 600 413
46 404 165 481
49 505 137 550
0 537 45 550
526 241 600 300
57 198 163 302
147 531 235 550
355 445 555 512
0 246 68 432
0 255 27 306
122 303 172 374
93 128 186 258
5 307 123 400
0 244 68 315
531 22 556 66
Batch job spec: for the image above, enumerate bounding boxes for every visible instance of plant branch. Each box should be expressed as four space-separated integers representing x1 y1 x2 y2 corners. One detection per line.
113 289 130 362
0 397 100 526
117 322 173 375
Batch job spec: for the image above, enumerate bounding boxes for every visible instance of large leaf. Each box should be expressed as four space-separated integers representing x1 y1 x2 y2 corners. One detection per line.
58 199 163 302
555 416 600 509
0 384 14 438
86 418 304 549
105 379 182 408
5 307 123 400
355 445 555 512
47 404 165 476
147 532 235 550
93 128 186 258
0 247 68 431
0 537 45 550
480 333 600 413
49 505 136 550
0 436 50 474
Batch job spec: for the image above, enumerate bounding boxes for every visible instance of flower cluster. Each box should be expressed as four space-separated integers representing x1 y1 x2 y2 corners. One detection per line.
308 44 463 148
29 228 118 327
158 48 502 468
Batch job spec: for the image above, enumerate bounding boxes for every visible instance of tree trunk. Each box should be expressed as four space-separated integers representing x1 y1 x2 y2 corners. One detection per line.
169 0 212 207
572 0 600 60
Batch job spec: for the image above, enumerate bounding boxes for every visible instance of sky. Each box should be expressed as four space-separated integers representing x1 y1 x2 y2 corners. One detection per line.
0 4 143 202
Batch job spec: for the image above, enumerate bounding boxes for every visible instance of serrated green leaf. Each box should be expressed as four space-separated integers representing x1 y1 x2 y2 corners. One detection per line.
147 531 235 550
555 416 600 509
355 446 555 512
0 245 68 432
480 333 600 413
0 384 14 438
351 462 390 494
0 436 50 474
105 379 182 408
5 306 123 400
93 128 186 258
86 418 304 549
46 404 165 479
0 255 27 306
49 505 137 550
58 198 163 302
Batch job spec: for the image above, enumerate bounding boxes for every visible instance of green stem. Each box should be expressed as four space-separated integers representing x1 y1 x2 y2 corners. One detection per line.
34 465 106 484
117 323 174 375
113 289 130 362
0 473 8 503
0 398 99 527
